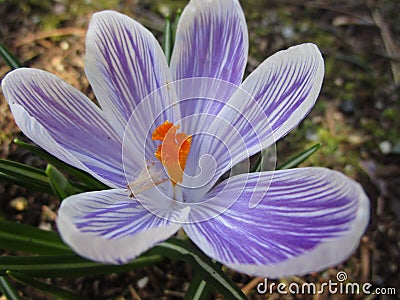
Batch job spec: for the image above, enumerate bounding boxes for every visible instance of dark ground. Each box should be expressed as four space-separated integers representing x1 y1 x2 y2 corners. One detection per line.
0 0 399 299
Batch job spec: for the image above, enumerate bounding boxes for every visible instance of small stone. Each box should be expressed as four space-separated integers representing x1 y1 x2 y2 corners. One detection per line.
344 165 354 173
39 222 52 231
60 41 70 51
137 276 149 289
334 77 344 86
348 134 363 145
281 25 295 39
379 140 392 154
53 3 66 15
375 101 384 110
340 100 354 114
10 197 28 211
306 129 318 141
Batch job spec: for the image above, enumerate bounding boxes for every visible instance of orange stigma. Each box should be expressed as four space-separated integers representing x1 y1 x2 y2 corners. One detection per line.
152 121 192 186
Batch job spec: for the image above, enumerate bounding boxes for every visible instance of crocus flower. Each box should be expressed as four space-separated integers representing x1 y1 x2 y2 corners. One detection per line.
2 0 369 278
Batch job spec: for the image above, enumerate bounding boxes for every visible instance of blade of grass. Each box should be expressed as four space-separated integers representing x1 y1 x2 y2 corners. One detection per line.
0 254 163 278
0 159 93 196
251 148 275 172
277 143 321 170
0 220 72 255
152 239 247 300
1 231 245 298
0 159 53 194
172 9 181 44
163 15 172 64
6 270 89 300
14 139 108 191
45 164 81 200
0 42 22 69
0 276 23 300
0 220 244 298
184 273 212 300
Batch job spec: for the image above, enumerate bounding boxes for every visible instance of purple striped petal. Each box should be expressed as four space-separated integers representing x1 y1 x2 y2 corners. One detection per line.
215 43 324 173
57 188 189 264
241 43 324 143
171 0 248 83
170 0 248 119
179 44 324 201
184 168 369 277
180 98 257 202
2 68 124 187
85 11 173 134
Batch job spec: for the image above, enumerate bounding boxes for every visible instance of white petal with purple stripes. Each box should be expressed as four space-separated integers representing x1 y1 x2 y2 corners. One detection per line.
85 11 174 134
183 168 369 277
214 43 324 173
171 0 248 120
57 188 189 264
171 0 248 84
2 68 124 188
180 44 323 201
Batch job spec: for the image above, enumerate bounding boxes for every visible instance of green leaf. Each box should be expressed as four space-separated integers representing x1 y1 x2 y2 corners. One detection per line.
0 221 162 278
0 159 94 196
0 220 243 298
45 164 81 200
184 273 212 300
251 148 275 173
0 225 242 299
0 220 72 255
0 159 53 194
251 144 321 173
0 254 163 278
0 42 22 69
152 239 246 300
6 270 89 300
0 276 23 300
163 15 172 65
172 9 181 45
277 143 321 170
14 139 108 191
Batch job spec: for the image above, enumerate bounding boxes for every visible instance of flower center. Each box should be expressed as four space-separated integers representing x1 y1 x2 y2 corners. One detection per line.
152 121 192 186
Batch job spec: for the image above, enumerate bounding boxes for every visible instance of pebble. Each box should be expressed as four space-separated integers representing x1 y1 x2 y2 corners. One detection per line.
60 41 70 51
137 276 149 289
379 140 392 154
10 197 28 211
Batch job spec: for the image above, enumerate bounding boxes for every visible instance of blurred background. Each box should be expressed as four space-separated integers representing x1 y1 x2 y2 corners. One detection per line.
0 0 399 299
